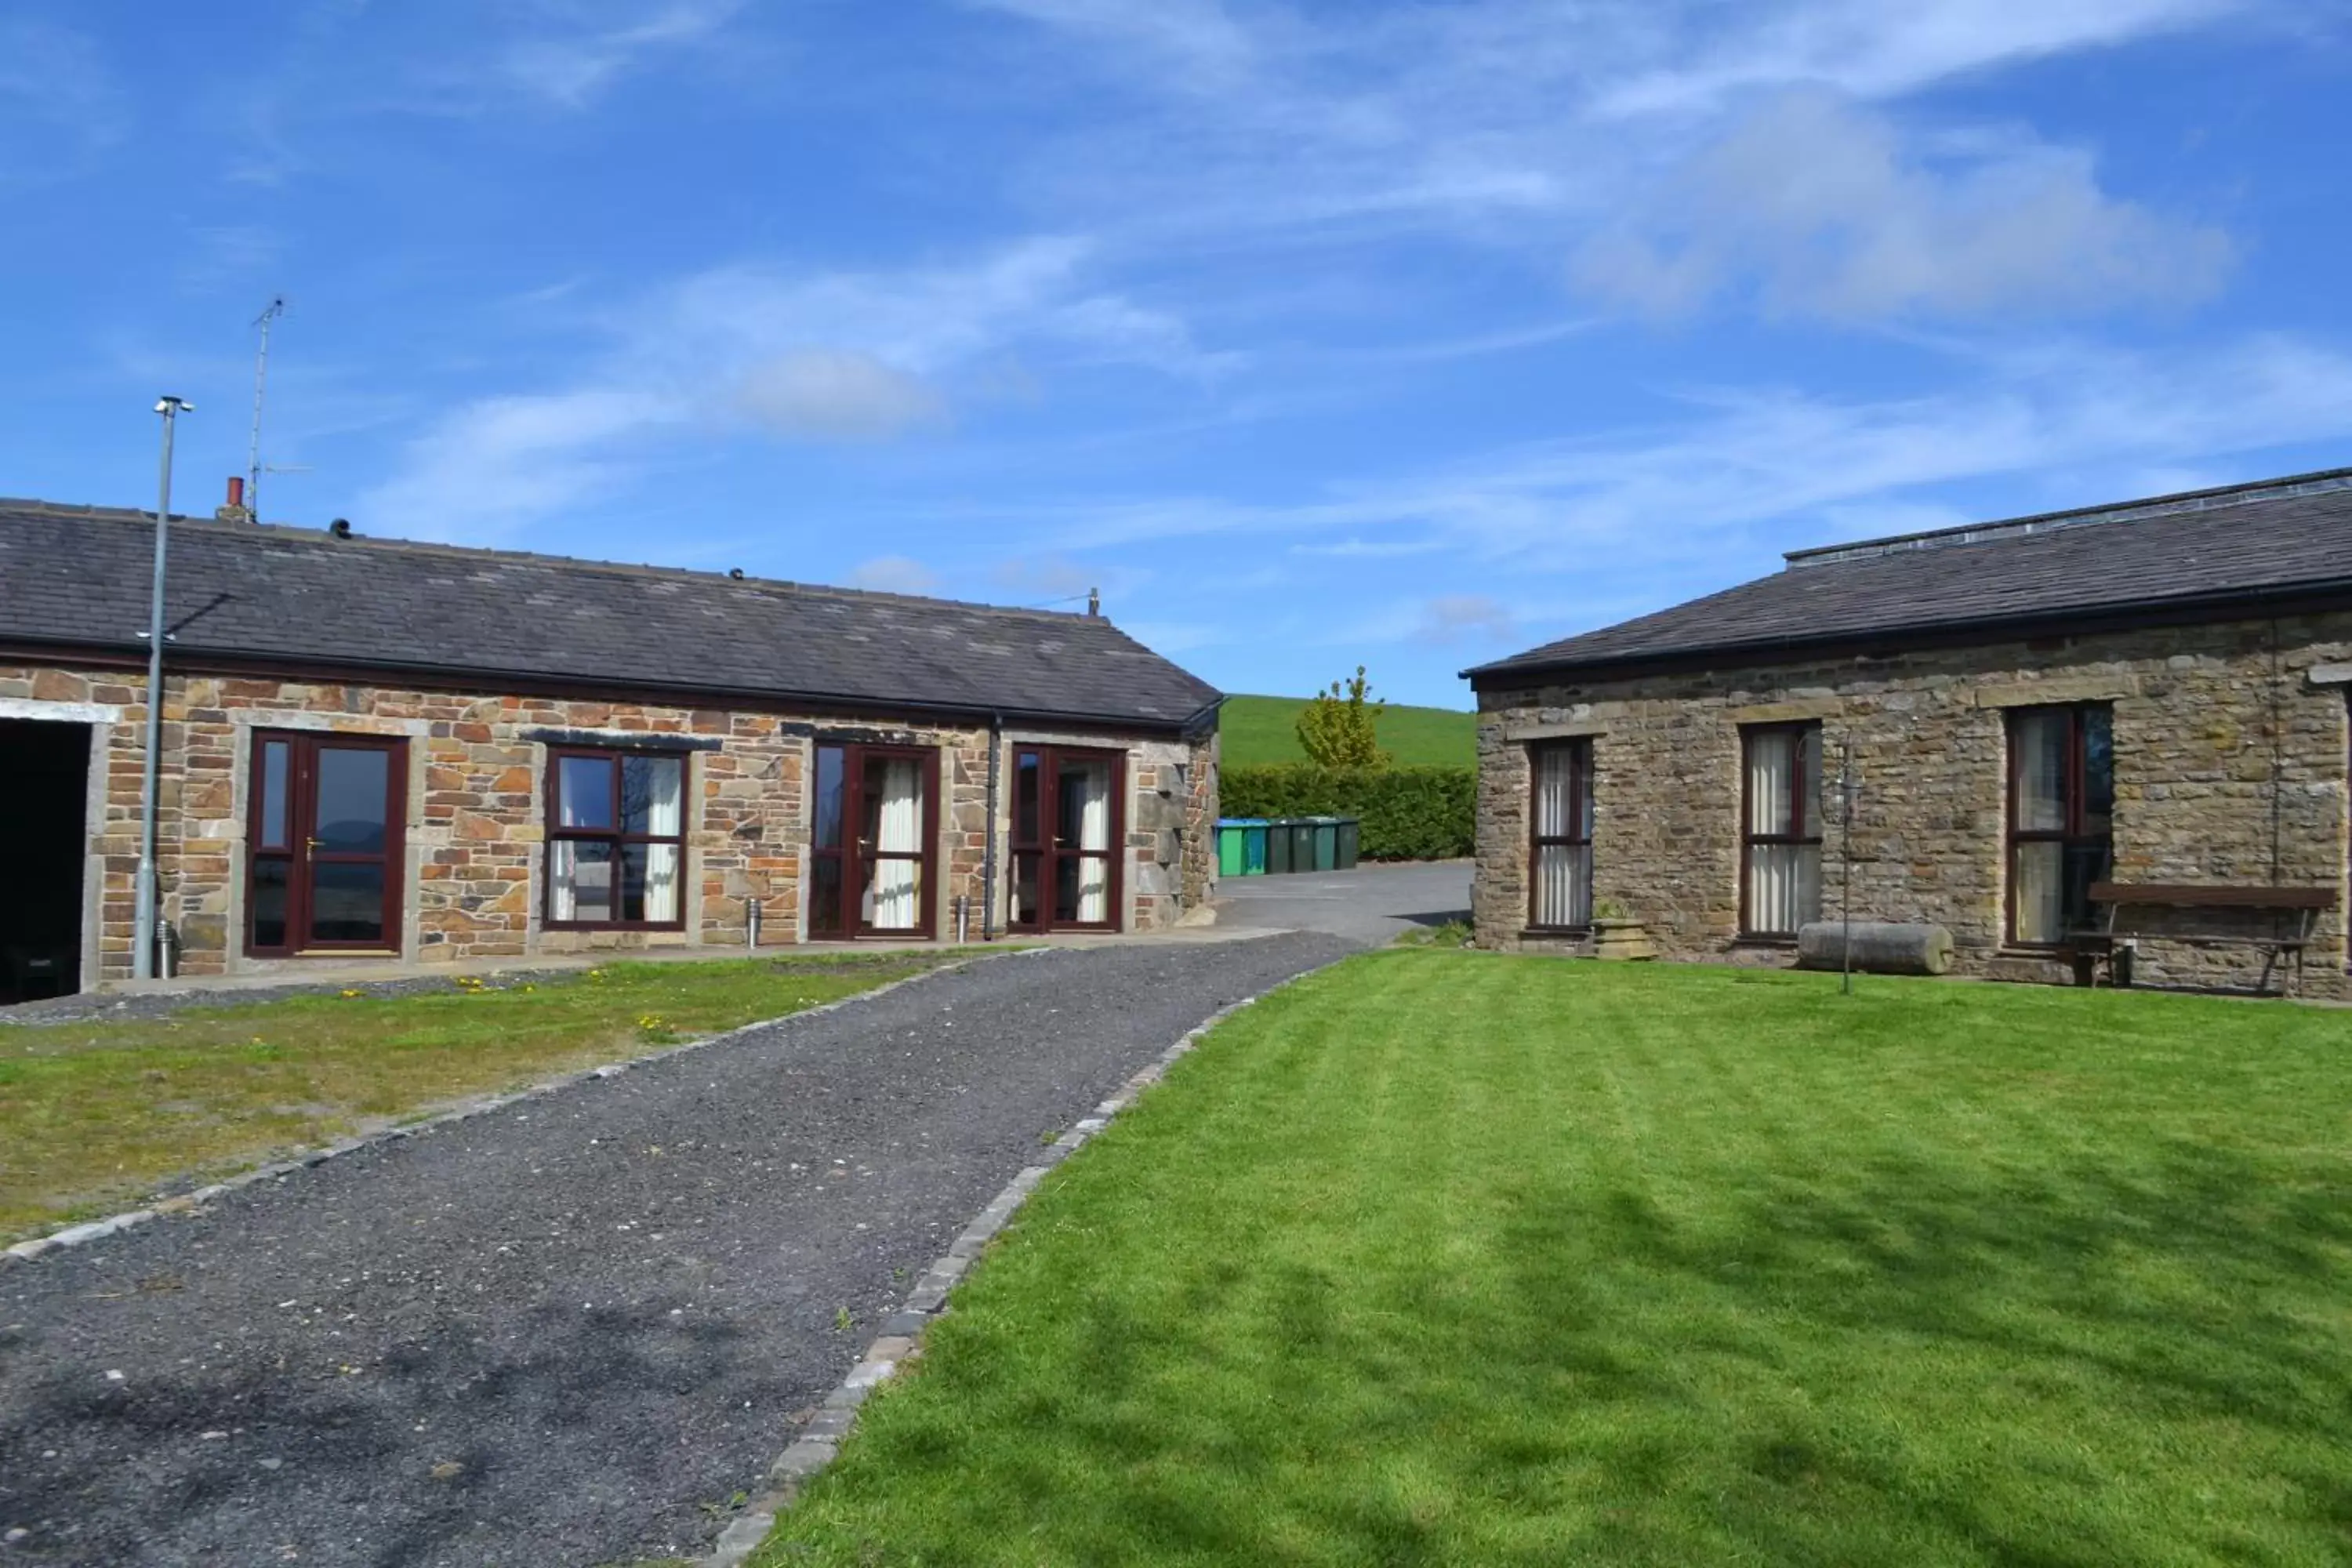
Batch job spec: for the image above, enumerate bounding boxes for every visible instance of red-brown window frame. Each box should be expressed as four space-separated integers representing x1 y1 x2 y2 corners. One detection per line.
1526 739 1593 934
542 746 691 933
1739 722 1823 942
2005 703 2114 948
245 729 408 956
1007 745 1127 935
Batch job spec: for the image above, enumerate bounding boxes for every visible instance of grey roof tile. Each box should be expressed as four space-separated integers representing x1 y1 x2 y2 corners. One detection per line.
0 502 1221 728
1469 469 2352 684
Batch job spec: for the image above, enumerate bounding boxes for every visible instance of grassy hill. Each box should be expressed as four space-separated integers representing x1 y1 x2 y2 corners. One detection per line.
1220 693 1477 768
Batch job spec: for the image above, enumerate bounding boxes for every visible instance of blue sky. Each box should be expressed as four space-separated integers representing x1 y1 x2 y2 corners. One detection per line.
4 2 2349 706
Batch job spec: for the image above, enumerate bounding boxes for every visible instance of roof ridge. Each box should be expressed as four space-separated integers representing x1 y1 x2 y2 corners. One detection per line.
0 497 1107 630
1783 466 2352 570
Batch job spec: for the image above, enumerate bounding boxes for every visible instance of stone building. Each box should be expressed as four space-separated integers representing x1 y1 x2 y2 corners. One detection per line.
1465 470 2352 997
0 499 1221 1000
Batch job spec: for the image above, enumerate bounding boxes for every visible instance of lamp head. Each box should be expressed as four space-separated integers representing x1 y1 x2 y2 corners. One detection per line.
154 396 193 414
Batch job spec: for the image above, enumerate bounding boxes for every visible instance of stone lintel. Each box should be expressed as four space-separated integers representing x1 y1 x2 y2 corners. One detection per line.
0 697 123 724
1502 720 1608 742
1721 698 1846 724
1971 675 2140 710
2307 661 2352 688
229 710 432 736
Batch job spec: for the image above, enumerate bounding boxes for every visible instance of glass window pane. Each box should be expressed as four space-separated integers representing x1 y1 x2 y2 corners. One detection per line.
551 840 614 924
1746 844 1822 935
258 741 290 850
314 748 390 852
1746 731 1795 836
1011 851 1040 927
252 857 289 949
1576 746 1595 840
1534 746 1571 840
2013 712 2068 833
2081 708 2114 837
814 747 845 849
1053 853 1082 925
2013 841 2065 944
1014 753 1040 846
863 855 923 932
1534 843 1591 928
559 757 616 830
622 755 684 835
810 855 844 935
308 862 386 943
865 755 924 852
1798 729 1821 837
1056 760 1112 851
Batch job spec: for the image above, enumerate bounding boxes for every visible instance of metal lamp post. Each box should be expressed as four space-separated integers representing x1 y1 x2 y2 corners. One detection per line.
133 397 192 981
1838 736 1860 996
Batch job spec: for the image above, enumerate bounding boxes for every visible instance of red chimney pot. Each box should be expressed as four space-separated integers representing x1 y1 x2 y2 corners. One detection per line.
227 476 245 509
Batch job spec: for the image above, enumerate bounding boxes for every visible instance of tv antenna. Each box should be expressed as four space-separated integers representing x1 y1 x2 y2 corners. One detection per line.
247 296 286 521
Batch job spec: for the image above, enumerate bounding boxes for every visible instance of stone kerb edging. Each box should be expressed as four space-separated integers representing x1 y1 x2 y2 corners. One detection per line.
701 968 1319 1568
2 951 1040 1271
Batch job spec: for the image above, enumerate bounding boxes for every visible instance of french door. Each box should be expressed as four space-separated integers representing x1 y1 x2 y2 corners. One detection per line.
1009 746 1124 933
808 742 938 938
246 731 407 955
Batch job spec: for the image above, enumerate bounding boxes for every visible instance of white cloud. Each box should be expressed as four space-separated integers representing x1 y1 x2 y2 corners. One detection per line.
492 0 745 107
358 388 681 540
0 18 125 183
1574 90 2232 321
735 351 946 441
1413 594 1516 645
847 555 944 595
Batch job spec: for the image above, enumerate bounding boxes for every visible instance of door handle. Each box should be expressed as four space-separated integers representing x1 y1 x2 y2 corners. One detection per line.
307 837 323 849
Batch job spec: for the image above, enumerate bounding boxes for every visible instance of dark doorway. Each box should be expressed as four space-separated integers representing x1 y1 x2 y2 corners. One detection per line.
0 718 91 1002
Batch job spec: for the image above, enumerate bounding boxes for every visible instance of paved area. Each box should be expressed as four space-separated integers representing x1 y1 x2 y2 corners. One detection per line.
1215 860 1473 946
0 934 1352 1567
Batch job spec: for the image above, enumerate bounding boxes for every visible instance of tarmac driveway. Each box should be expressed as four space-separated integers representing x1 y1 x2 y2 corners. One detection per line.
0 933 1352 1567
1214 860 1473 946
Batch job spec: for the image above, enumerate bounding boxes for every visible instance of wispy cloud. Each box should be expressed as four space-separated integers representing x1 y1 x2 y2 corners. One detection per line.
0 17 127 184
1574 90 2233 321
847 554 943 595
492 0 746 108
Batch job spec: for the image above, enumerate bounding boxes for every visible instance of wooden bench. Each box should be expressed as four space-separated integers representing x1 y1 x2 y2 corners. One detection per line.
2071 883 2339 996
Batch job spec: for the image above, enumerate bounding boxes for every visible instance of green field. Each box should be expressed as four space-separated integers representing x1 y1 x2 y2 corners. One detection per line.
1220 693 1476 767
757 953 2352 1566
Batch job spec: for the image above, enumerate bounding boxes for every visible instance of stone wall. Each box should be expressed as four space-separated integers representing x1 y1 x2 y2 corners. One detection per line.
0 662 1214 985
1472 614 2352 997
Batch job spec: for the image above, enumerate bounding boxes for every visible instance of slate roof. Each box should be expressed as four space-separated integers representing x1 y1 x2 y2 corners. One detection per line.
1469 468 2352 686
0 501 1221 729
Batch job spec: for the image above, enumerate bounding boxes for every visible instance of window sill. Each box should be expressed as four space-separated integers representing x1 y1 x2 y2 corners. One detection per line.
1733 935 1799 949
1520 927 1592 940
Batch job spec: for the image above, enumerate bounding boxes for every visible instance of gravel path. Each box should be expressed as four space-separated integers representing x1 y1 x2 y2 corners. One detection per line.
0 933 1352 1567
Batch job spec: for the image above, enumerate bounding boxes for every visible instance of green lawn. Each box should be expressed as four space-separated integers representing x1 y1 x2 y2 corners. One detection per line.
757 953 2352 1567
1221 693 1476 768
0 953 960 1243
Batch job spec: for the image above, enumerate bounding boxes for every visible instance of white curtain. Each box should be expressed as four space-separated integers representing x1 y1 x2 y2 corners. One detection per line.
1531 746 1592 927
1076 764 1110 924
1745 731 1820 935
643 757 682 922
865 759 922 931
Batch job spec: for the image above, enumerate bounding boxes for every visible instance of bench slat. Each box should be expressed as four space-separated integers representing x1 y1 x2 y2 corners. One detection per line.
2089 882 2338 911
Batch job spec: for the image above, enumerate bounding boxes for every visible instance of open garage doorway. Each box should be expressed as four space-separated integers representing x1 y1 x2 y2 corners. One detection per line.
0 719 92 1002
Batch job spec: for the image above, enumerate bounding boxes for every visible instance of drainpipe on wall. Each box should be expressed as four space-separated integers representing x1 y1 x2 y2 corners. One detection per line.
981 712 1004 940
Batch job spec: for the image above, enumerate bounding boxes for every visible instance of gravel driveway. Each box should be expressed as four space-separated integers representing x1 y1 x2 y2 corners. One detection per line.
0 933 1351 1567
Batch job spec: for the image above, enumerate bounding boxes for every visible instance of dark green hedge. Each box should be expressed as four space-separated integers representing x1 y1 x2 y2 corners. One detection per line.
1221 764 1474 862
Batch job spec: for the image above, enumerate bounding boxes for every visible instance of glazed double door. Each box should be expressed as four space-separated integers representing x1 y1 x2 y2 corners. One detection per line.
246 732 407 954
1009 746 1123 933
809 742 939 938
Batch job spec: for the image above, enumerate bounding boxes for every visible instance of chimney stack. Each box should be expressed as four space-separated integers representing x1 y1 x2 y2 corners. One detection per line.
215 475 253 524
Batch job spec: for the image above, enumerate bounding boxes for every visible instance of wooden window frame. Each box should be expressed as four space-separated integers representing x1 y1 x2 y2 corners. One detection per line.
2005 702 2114 949
542 746 691 934
1526 738 1593 935
1739 722 1824 942
1007 745 1128 935
807 742 942 941
245 729 409 957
